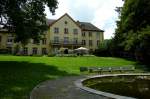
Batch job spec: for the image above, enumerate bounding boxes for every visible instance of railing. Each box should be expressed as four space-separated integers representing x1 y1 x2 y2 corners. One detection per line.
50 40 82 45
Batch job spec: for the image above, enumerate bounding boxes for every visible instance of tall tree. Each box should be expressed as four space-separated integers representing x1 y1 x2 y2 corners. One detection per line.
112 0 150 63
0 0 58 44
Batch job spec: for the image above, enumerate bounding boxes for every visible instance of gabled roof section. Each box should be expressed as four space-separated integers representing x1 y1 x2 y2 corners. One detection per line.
46 13 104 32
48 13 81 29
78 22 104 32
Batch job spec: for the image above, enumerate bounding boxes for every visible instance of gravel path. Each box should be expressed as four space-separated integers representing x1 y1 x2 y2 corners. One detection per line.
30 76 109 99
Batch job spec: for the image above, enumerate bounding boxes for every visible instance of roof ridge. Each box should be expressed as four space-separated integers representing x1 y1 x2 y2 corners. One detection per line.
46 13 104 32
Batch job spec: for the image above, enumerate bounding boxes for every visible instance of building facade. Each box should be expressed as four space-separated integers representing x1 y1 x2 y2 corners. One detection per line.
0 13 104 55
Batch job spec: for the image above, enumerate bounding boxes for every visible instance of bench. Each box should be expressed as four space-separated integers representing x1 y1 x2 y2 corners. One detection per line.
80 66 135 73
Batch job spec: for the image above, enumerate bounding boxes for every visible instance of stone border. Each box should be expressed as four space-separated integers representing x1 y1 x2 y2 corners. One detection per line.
75 73 150 99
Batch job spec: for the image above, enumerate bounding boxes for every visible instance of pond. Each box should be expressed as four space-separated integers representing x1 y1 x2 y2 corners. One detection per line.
83 75 150 99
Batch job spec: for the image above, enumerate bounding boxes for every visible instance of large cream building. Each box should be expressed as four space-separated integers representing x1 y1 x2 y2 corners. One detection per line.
0 13 104 55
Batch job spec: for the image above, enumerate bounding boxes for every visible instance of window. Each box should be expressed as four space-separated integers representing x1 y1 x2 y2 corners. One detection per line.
89 32 92 37
7 36 13 42
64 28 68 34
64 37 69 44
54 47 59 53
97 40 100 46
96 32 100 38
7 38 13 42
73 38 78 44
64 21 68 24
32 47 38 54
23 47 28 55
89 40 93 46
54 36 59 43
82 32 85 37
54 27 59 33
73 29 78 35
42 48 47 55
42 38 46 45
82 40 86 45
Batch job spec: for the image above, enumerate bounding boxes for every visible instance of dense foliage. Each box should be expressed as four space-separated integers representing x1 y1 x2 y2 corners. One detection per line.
112 0 150 64
94 39 112 57
0 0 58 44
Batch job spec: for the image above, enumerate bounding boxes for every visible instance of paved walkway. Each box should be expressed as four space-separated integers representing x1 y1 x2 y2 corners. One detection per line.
30 76 109 99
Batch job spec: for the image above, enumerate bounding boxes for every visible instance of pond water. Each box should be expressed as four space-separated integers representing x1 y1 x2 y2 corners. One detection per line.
83 75 150 99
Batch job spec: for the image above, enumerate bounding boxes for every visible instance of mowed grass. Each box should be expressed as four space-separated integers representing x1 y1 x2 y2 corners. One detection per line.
0 55 137 99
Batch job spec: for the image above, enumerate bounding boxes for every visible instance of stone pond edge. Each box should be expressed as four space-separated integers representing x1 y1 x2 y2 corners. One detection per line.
75 73 150 99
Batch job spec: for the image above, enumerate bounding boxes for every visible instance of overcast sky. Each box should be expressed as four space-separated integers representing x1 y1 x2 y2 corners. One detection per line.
45 0 124 39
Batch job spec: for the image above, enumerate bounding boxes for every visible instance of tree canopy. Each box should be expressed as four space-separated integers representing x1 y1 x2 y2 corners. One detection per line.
0 0 58 44
112 0 150 63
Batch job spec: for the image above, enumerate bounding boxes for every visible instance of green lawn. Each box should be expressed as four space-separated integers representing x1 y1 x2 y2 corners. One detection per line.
0 55 140 99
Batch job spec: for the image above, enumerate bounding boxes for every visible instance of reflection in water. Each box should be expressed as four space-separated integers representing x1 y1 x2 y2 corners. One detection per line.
83 75 150 99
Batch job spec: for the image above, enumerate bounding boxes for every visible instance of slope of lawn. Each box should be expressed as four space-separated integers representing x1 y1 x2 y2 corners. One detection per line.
0 55 137 99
